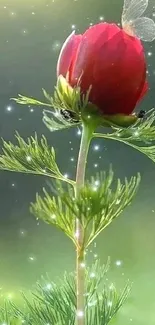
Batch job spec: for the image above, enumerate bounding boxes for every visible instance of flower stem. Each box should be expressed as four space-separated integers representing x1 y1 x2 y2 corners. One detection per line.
75 123 94 325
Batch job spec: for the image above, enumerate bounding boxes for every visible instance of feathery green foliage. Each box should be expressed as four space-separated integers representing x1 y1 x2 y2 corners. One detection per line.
30 168 140 248
12 91 80 132
0 302 24 325
42 109 80 132
85 283 131 325
12 78 95 132
94 109 155 162
11 79 91 132
30 186 77 244
11 86 139 132
6 74 155 325
0 132 74 185
11 93 52 108
47 79 89 116
0 261 130 325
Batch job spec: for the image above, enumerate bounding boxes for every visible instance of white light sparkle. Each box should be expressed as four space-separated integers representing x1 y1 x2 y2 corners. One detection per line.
80 263 86 268
52 41 61 51
90 272 96 278
94 145 99 151
6 105 13 112
21 29 28 35
28 256 36 262
75 231 79 238
109 283 114 290
51 214 56 219
77 129 81 136
77 310 84 318
26 155 32 162
45 283 52 290
133 130 139 136
115 260 122 266
107 301 112 307
10 11 16 16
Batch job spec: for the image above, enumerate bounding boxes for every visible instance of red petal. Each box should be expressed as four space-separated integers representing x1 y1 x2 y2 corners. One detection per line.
69 23 120 85
57 31 82 78
69 23 147 115
137 80 148 103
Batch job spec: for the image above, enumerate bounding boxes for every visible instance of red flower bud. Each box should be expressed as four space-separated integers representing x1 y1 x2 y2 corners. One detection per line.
57 23 148 116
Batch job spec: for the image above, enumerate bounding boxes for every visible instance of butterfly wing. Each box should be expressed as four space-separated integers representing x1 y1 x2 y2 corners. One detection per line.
128 17 155 41
122 0 148 24
121 0 155 41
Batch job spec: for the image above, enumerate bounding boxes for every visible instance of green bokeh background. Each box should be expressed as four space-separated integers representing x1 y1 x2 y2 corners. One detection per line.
0 0 155 323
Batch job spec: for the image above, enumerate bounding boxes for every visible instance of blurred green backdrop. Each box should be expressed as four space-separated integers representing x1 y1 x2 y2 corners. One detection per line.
0 0 155 323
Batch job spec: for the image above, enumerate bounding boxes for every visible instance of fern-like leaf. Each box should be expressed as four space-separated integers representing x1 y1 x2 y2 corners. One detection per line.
60 168 140 247
30 186 77 244
11 93 52 108
86 283 131 325
94 108 155 162
4 261 129 325
0 132 74 185
30 168 140 248
43 109 80 132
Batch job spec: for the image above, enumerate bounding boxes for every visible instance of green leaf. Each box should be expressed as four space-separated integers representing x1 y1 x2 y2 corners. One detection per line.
11 87 82 132
52 75 82 116
86 282 131 325
42 109 80 132
61 168 140 247
30 186 77 245
32 259 110 315
85 258 110 303
11 94 52 108
30 168 140 248
94 108 155 162
12 82 144 133
12 92 80 132
42 88 53 104
0 301 24 325
0 132 74 185
3 261 130 325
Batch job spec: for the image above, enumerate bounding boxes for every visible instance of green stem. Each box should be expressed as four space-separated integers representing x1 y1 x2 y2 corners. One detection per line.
75 123 94 325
